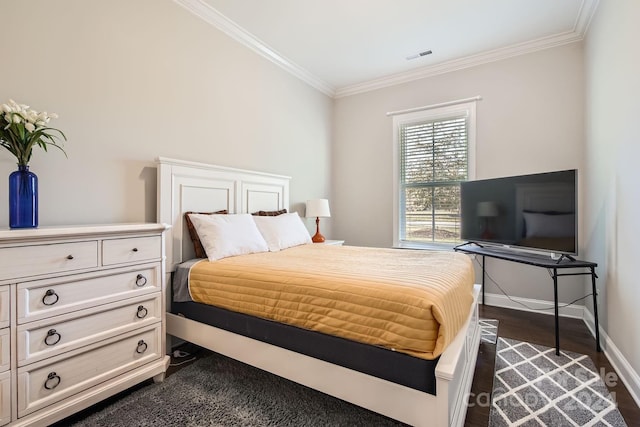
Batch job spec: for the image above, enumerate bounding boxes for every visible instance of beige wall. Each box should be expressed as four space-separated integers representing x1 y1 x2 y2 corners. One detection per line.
0 0 332 234
584 0 640 399
333 43 585 303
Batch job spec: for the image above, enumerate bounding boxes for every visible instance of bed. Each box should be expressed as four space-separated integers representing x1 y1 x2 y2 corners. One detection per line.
157 157 481 427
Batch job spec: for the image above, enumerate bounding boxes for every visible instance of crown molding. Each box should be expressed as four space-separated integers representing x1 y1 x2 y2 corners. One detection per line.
174 0 598 100
335 0 600 98
574 0 600 35
173 0 335 97
335 31 583 98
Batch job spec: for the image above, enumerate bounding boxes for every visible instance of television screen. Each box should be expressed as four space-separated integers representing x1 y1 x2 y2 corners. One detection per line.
460 169 577 255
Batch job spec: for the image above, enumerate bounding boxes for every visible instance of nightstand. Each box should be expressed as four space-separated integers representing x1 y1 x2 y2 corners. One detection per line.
320 240 344 246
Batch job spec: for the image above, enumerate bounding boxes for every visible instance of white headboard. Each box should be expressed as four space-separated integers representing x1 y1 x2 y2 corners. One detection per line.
156 157 290 272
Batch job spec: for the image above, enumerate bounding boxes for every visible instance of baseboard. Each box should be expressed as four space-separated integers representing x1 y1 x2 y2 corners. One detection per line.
583 309 640 409
482 292 584 319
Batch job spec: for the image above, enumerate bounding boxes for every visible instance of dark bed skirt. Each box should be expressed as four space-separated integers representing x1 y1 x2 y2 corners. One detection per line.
172 301 438 394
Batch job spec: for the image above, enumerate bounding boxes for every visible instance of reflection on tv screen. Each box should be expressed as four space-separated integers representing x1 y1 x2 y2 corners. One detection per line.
461 170 577 255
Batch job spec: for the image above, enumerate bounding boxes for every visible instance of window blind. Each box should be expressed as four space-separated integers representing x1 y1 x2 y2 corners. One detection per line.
399 114 469 244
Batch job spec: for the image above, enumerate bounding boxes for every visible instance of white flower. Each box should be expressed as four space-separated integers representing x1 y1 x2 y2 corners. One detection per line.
49 112 58 119
1 98 67 166
25 111 37 123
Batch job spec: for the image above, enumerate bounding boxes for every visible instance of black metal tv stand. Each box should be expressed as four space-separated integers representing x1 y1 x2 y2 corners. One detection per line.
454 243 600 355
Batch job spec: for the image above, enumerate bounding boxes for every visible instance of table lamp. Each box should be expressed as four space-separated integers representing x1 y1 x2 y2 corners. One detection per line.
306 199 331 243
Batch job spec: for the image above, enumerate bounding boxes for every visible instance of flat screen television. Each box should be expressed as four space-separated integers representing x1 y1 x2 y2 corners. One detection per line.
460 169 577 255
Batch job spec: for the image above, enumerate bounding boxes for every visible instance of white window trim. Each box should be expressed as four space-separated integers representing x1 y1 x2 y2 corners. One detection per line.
392 99 478 250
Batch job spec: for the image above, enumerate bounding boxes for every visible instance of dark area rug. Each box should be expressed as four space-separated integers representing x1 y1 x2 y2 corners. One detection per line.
489 338 627 426
69 351 406 427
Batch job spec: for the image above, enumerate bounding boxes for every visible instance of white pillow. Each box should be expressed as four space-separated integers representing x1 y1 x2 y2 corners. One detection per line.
188 213 269 261
252 212 312 252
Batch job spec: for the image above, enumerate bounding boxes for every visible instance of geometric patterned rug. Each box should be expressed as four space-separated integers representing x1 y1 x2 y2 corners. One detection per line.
480 318 499 344
489 338 628 426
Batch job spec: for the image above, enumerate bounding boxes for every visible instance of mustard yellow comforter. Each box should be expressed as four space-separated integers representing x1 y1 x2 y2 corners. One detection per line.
188 245 474 360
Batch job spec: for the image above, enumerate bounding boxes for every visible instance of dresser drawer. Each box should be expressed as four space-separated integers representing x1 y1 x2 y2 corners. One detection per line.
0 370 9 426
18 293 162 366
0 329 9 373
102 236 161 266
0 287 8 329
17 324 162 417
17 264 161 324
0 241 98 281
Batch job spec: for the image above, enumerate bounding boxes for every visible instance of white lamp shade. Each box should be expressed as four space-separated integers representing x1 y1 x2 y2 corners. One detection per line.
306 199 331 218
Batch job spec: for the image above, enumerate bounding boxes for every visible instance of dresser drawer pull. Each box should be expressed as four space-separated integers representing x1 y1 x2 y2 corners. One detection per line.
136 305 148 319
45 329 62 346
135 274 147 287
42 289 60 306
132 247 139 252
44 372 61 390
66 254 74 260
136 340 148 354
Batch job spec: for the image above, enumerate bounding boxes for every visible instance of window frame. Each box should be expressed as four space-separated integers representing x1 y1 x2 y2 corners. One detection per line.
392 100 477 250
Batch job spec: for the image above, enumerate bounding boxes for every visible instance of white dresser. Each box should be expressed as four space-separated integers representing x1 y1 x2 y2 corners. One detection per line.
0 224 170 426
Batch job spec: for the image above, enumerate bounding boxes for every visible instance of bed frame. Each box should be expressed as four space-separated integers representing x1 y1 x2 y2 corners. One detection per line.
156 157 481 427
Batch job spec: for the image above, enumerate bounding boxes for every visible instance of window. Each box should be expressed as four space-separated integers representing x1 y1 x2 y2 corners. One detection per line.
392 100 476 249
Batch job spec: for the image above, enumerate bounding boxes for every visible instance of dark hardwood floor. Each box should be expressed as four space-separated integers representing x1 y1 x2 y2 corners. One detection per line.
465 304 640 427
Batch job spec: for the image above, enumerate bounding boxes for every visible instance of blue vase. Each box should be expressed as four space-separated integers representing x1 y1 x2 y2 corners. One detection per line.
9 165 38 229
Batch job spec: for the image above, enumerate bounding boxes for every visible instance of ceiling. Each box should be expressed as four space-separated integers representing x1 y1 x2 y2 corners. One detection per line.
176 0 599 97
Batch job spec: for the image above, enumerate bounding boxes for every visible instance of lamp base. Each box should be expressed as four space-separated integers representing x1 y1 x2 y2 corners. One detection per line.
312 216 325 243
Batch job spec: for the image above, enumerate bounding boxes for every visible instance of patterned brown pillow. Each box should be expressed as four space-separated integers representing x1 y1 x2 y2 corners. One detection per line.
184 210 228 258
251 209 288 216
